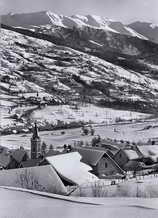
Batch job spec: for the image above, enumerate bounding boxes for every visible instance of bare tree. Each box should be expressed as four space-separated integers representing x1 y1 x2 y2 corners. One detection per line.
91 181 108 197
16 169 46 192
16 169 64 194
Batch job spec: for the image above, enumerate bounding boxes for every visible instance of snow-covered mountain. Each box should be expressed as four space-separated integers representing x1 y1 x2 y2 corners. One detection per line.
1 26 158 114
129 21 158 44
1 11 148 40
2 11 158 113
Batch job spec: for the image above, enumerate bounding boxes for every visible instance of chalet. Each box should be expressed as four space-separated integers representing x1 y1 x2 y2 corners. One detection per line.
76 147 125 178
114 149 141 171
0 151 11 170
10 147 29 169
41 152 98 186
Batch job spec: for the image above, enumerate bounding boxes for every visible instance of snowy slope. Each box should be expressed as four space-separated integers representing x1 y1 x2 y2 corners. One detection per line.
124 26 148 40
1 27 158 115
129 21 158 44
0 187 158 218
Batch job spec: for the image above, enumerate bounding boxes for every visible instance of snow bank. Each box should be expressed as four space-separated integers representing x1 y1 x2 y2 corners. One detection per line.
0 186 158 218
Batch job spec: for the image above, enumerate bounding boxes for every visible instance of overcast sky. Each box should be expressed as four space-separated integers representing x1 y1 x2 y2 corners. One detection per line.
1 0 158 24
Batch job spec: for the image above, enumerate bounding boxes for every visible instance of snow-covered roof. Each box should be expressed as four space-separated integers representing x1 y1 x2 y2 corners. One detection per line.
0 165 67 195
123 150 140 160
137 145 158 162
46 152 98 185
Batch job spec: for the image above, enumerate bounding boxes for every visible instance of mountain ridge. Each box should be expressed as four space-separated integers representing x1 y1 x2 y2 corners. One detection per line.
129 21 158 44
1 11 148 41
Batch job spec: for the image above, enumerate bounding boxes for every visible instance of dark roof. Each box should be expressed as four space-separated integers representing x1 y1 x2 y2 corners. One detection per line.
20 159 42 168
106 149 117 157
0 152 11 168
91 147 118 156
99 143 119 151
76 147 106 166
11 149 28 163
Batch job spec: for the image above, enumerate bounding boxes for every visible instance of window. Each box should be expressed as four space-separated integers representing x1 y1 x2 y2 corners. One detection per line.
105 162 108 168
32 146 36 152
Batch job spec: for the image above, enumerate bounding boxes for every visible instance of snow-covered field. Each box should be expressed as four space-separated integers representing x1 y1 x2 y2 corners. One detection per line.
2 119 158 149
0 99 150 130
0 187 158 218
31 104 150 125
0 107 15 127
0 103 154 149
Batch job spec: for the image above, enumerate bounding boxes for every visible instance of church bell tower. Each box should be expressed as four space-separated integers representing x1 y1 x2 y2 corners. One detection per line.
31 122 41 159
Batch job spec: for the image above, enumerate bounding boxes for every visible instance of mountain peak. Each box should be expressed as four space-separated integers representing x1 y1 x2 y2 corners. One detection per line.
1 11 153 41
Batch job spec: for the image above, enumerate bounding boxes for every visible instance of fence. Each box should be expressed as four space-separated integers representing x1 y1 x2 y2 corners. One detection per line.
68 171 158 197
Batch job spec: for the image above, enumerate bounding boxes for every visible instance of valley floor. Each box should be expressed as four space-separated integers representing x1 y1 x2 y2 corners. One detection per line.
1 118 158 149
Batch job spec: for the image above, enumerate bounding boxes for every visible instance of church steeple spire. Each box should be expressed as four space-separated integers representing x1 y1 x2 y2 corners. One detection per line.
32 122 39 139
31 122 41 159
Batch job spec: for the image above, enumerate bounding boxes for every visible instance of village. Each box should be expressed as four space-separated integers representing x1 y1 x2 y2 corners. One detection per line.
2 0 158 216
1 74 158 197
0 119 158 197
